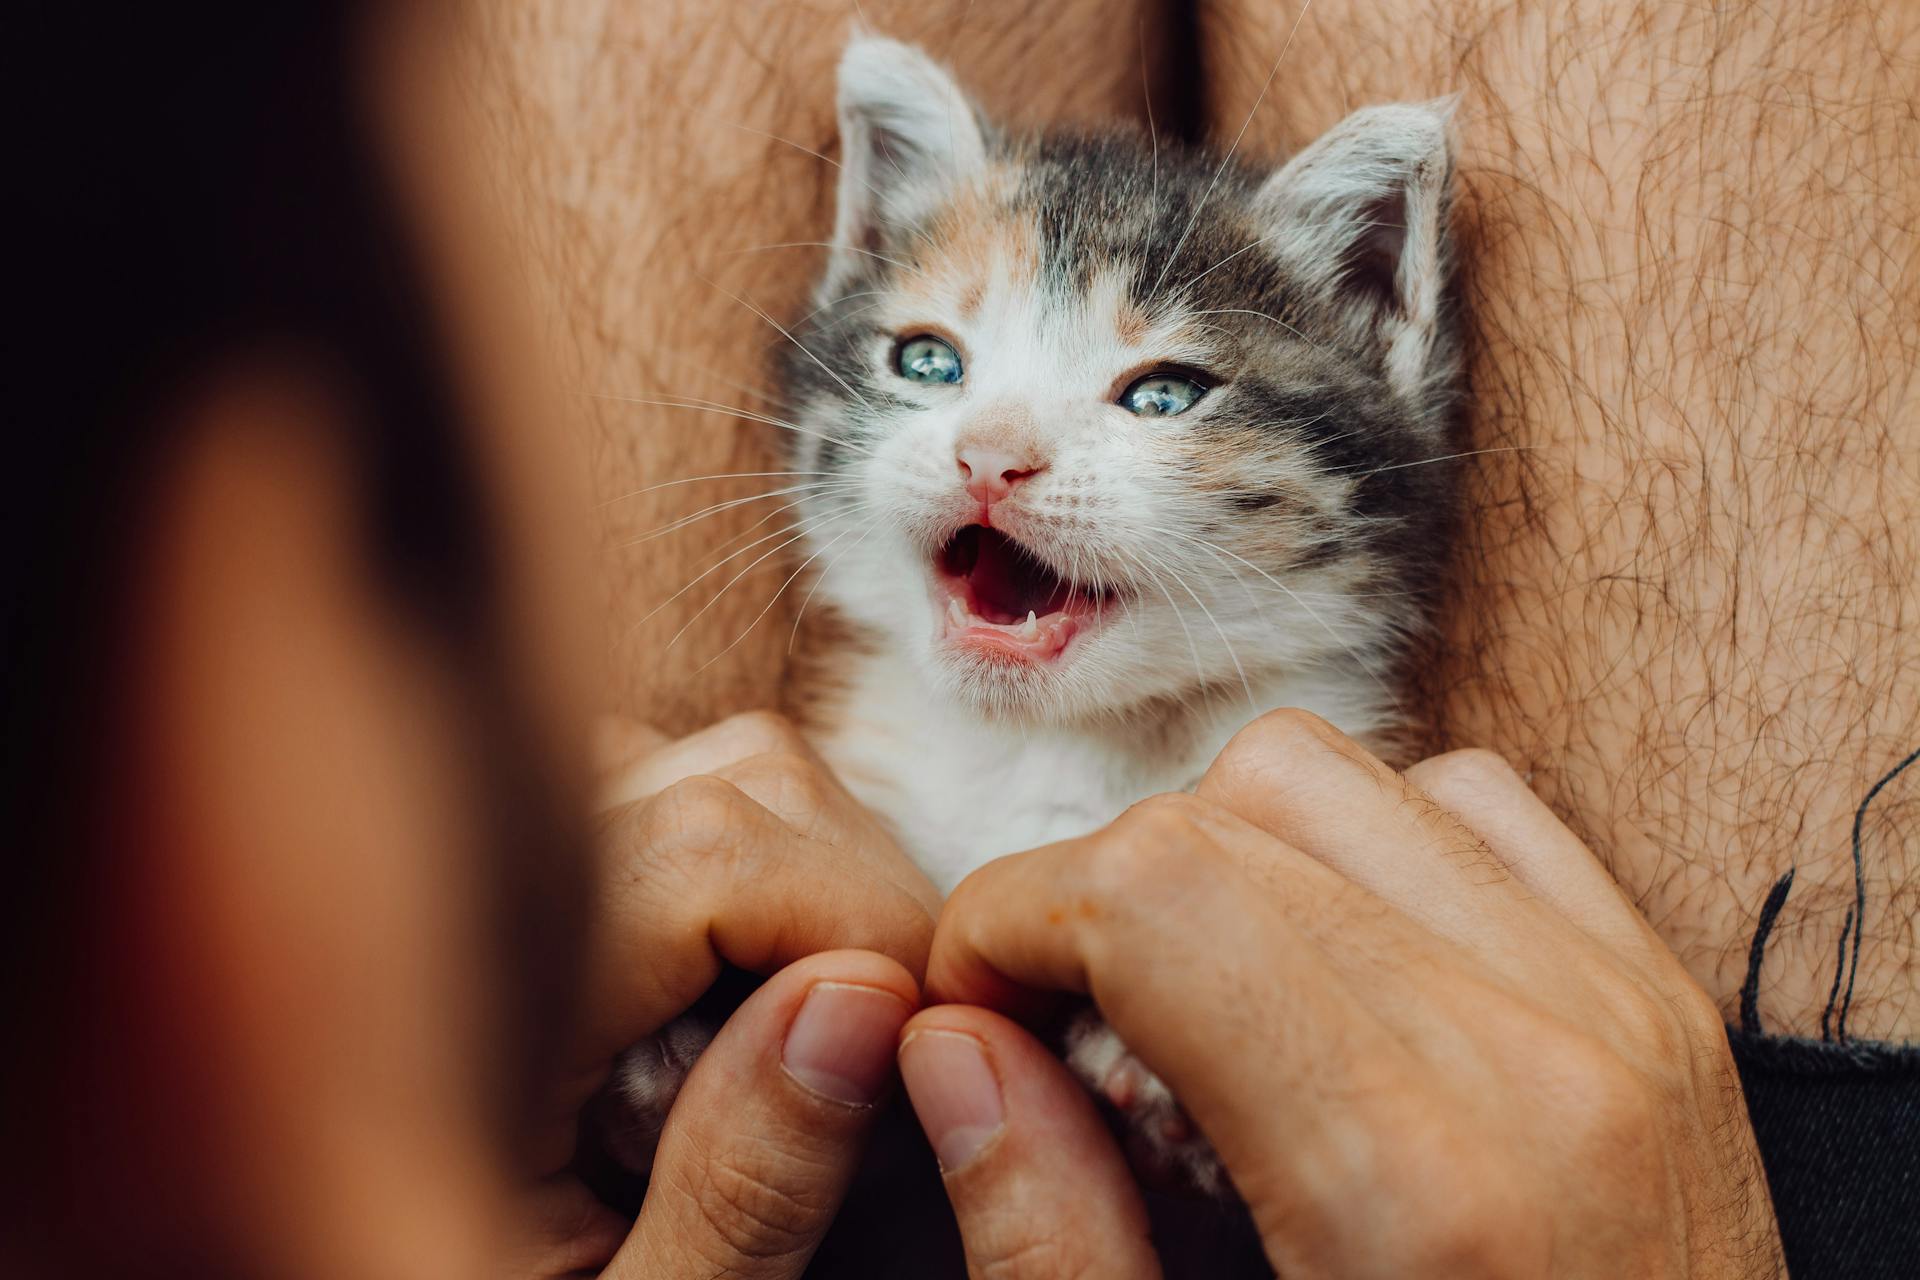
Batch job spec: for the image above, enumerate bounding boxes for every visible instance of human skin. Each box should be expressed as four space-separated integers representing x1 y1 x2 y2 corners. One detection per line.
468 0 1919 1040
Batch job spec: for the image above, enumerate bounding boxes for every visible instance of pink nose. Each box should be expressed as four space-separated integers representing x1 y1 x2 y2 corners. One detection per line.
956 445 1044 504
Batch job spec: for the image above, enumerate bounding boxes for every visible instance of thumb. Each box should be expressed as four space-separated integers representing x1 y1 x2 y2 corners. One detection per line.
609 950 917 1280
899 1005 1162 1280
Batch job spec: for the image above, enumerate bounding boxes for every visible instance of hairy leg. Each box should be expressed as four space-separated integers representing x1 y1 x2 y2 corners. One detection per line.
1203 0 1920 1038
467 0 1175 735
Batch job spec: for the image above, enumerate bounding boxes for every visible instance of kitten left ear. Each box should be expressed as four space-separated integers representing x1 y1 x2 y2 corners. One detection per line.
827 37 989 292
1253 101 1456 397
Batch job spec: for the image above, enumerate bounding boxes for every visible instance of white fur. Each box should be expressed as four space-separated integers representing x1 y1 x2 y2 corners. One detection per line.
815 647 1380 893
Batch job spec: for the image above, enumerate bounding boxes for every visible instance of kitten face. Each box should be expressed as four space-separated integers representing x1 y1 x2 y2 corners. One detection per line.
786 39 1462 725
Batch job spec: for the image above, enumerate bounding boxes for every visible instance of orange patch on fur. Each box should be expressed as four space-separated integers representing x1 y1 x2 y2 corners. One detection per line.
900 165 1037 319
1114 299 1151 344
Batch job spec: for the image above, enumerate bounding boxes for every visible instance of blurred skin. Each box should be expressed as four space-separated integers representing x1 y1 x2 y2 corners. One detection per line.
94 7 575 1274
120 378 515 1279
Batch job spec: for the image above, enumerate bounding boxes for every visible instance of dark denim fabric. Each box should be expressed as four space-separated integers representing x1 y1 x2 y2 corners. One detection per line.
1731 1031 1920 1278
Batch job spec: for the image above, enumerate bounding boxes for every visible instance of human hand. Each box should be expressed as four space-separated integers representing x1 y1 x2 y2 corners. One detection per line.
901 710 1785 1278
501 711 940 1279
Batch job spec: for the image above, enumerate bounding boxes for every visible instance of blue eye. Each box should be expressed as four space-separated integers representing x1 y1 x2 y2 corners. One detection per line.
896 335 964 384
1120 373 1207 417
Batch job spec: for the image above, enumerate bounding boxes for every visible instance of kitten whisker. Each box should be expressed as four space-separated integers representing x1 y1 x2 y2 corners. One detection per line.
1170 559 1259 714
594 470 837 509
613 513 810 653
676 491 849 572
1139 18 1158 215
700 112 896 211
1158 528 1398 708
1180 232 1283 292
587 392 872 453
1149 0 1316 302
1344 445 1540 479
697 276 878 411
790 289 889 333
728 240 920 274
1178 219 1400 296
1188 307 1324 351
788 506 890 655
610 496 862 658
611 480 858 549
701 506 886 671
628 343 799 412
1115 544 1212 711
659 508 864 654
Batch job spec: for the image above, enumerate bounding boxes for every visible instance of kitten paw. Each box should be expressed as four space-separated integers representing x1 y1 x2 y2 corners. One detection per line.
599 1014 716 1176
1063 1010 1228 1197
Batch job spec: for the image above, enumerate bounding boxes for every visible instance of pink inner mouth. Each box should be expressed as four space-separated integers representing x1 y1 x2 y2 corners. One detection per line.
934 526 1115 662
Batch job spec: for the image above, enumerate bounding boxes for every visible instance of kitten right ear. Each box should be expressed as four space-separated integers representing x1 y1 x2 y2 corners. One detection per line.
1252 101 1456 398
828 37 987 289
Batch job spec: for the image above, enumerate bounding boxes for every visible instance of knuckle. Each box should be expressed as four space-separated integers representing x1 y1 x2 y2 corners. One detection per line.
1124 790 1215 829
1421 818 1511 886
639 775 751 849
746 748 833 812
1215 708 1375 797
1666 971 1730 1039
1089 794 1220 893
689 1142 829 1264
625 776 755 887
1417 747 1522 795
1231 706 1351 761
719 709 806 756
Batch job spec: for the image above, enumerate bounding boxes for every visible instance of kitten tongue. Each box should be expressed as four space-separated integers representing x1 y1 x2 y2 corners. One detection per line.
944 527 1072 623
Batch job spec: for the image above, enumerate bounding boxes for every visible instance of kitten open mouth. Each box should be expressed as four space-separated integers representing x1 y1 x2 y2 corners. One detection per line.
934 526 1116 662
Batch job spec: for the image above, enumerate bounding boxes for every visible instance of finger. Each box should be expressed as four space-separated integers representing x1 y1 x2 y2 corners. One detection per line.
713 748 929 890
593 712 936 910
925 797 1412 1188
1404 749 1654 947
611 950 917 1280
581 776 936 1065
899 1006 1161 1280
1196 709 1543 941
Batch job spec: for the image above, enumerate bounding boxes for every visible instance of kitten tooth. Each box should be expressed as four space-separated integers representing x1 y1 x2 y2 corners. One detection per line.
947 598 968 628
1018 610 1040 641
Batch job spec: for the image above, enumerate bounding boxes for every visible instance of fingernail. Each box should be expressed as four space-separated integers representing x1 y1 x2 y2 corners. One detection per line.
781 982 912 1106
898 1029 1004 1172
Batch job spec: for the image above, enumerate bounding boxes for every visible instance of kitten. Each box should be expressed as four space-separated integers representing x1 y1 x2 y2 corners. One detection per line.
614 35 1461 1196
